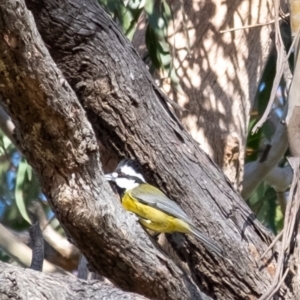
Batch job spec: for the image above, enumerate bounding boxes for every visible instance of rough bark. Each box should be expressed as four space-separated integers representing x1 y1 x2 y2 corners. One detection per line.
0 261 148 300
0 0 293 298
0 2 205 300
77 255 103 281
132 0 274 189
29 222 44 271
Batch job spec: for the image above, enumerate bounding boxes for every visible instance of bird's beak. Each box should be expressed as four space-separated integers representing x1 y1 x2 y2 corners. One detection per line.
105 172 118 182
104 173 114 181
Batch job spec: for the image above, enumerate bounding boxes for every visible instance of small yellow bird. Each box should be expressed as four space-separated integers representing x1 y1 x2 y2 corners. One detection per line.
105 158 223 256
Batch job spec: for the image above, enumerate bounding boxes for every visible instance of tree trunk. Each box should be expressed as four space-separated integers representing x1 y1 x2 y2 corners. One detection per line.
0 2 203 299
0 0 293 298
132 0 274 189
0 261 148 300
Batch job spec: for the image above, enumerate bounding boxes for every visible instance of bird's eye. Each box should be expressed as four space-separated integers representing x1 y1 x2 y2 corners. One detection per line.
118 171 126 177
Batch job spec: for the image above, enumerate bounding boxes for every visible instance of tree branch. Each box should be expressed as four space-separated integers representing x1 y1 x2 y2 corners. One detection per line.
264 166 293 193
0 1 207 299
0 224 67 274
23 0 283 297
0 261 148 300
243 120 288 199
0 0 293 298
29 222 44 271
77 255 103 280
28 201 79 264
7 225 78 271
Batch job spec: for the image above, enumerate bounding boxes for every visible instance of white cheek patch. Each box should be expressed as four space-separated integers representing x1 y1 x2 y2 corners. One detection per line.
115 178 139 191
120 165 145 182
112 172 118 178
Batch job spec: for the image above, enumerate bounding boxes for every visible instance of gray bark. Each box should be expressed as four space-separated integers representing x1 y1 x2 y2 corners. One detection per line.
29 222 44 271
0 0 294 298
0 261 148 300
0 1 205 300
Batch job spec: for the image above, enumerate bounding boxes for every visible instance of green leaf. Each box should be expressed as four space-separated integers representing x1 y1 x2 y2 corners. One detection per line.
3 135 12 151
248 182 266 207
162 0 171 18
159 53 171 69
275 204 284 232
144 0 154 15
15 161 31 224
264 188 277 233
169 68 180 85
145 25 162 69
25 161 32 181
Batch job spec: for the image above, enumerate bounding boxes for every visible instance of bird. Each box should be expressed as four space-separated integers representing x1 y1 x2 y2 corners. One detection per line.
105 158 223 256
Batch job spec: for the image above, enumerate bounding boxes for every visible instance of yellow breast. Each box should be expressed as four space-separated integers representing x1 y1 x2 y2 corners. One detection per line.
121 191 190 234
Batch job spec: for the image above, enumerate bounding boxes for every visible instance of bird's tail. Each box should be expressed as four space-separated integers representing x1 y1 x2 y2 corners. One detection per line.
189 226 224 256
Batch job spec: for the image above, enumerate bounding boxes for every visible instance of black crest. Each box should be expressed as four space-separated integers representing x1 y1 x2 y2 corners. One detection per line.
116 158 143 174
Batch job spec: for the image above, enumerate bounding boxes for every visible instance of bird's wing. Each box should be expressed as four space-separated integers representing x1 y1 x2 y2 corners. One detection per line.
130 184 193 225
131 184 224 256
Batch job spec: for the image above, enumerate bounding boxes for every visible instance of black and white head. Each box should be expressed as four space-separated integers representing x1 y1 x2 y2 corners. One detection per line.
105 158 146 192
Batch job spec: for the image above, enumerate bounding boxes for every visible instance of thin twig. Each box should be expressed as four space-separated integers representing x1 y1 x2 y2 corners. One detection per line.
253 14 300 134
220 20 275 33
259 159 300 299
252 2 285 134
259 230 283 261
220 13 289 33
265 268 289 300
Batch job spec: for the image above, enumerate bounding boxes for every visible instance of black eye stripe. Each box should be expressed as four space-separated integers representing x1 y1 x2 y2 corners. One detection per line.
116 173 144 183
